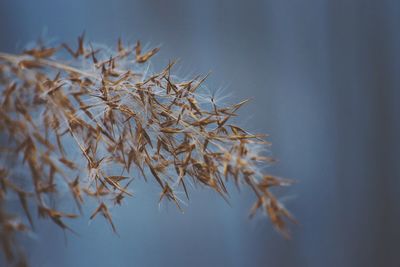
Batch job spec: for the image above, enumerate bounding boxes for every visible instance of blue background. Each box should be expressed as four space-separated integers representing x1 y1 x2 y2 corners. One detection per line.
0 1 399 266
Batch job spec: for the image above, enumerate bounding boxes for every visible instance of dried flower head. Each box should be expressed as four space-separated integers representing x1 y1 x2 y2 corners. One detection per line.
0 34 295 265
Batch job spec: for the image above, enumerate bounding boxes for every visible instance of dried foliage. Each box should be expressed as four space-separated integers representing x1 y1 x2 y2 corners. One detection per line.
0 35 295 265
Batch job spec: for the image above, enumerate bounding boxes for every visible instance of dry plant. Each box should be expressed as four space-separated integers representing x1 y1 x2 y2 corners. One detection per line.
0 34 295 266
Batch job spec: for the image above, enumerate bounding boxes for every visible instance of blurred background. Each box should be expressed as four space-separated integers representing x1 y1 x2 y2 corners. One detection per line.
0 0 399 266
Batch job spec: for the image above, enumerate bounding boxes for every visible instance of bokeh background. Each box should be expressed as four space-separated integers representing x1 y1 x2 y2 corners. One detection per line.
1 0 399 266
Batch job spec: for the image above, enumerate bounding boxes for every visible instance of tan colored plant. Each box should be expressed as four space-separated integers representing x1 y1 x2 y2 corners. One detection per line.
0 35 295 266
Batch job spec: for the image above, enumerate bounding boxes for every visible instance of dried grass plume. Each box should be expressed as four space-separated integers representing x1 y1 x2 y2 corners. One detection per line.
0 34 295 265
